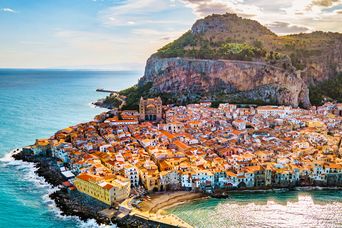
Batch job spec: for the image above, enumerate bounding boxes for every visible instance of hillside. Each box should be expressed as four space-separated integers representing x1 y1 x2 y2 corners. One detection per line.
122 13 342 109
156 14 342 80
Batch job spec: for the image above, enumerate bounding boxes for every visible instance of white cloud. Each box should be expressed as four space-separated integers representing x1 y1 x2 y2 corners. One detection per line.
131 28 183 42
267 22 311 35
99 0 173 26
53 27 184 68
311 0 341 7
179 0 342 34
1 8 16 13
181 0 261 18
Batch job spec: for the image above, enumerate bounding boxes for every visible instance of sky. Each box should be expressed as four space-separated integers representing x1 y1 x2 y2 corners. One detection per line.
0 0 342 69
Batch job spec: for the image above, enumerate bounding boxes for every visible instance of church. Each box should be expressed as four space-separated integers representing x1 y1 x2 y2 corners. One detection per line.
139 97 163 121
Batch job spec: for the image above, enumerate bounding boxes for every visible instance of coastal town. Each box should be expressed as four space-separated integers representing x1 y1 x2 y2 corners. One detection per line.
19 98 342 225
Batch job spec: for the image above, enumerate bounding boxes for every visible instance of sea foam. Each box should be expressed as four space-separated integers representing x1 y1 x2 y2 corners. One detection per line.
1 149 116 228
0 148 21 162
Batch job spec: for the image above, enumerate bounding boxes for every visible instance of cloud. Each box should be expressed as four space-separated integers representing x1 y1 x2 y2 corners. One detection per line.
311 0 340 7
267 21 311 34
131 28 182 41
1 8 16 13
181 0 260 18
304 0 342 12
99 0 177 26
303 12 342 31
179 0 342 34
190 1 234 16
54 27 185 68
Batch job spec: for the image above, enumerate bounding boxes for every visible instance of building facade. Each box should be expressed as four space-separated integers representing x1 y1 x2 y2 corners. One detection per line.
139 97 162 121
334 104 342 116
74 173 130 205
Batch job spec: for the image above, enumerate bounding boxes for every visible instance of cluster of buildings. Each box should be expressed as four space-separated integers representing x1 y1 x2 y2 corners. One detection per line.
29 99 342 205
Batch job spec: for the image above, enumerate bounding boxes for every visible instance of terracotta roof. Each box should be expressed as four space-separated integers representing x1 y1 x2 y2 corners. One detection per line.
160 130 176 139
174 140 190 150
103 183 114 190
77 173 94 182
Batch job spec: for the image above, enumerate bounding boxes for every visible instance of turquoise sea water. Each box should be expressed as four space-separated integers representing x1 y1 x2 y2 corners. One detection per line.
168 190 342 227
0 69 342 228
0 69 139 227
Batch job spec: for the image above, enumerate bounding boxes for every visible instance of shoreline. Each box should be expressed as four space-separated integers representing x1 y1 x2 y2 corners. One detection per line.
150 186 342 212
8 149 342 227
155 194 209 214
1 149 109 226
138 191 207 214
213 186 342 194
10 150 196 227
11 150 112 225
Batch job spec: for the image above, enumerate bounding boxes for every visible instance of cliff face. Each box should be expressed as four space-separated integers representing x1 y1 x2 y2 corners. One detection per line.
138 13 342 107
140 57 310 107
299 38 342 85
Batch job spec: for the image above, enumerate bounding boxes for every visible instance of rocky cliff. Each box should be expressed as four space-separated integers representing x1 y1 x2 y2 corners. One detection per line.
137 13 342 108
140 57 310 107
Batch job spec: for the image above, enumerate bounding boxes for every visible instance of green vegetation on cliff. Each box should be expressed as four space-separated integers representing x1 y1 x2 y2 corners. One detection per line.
218 43 266 61
157 31 196 58
102 95 122 108
157 31 266 61
119 82 153 110
309 73 342 105
102 82 188 110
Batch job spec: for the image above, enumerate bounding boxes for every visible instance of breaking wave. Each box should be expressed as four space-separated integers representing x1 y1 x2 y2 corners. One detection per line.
0 148 21 162
1 149 115 228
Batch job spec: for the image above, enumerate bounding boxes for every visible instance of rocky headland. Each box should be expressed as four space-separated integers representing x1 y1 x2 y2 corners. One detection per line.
98 13 341 110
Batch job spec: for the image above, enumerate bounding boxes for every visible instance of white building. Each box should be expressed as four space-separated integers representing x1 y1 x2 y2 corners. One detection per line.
256 106 293 118
232 119 247 130
124 164 139 187
181 173 192 189
159 122 184 133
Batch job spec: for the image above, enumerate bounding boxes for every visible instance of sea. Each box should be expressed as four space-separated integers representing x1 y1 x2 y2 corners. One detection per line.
0 69 342 228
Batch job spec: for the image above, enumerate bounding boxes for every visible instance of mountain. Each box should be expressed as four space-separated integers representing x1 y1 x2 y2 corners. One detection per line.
134 13 342 108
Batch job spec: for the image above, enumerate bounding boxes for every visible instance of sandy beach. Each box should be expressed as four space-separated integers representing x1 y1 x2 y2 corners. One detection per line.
138 191 207 214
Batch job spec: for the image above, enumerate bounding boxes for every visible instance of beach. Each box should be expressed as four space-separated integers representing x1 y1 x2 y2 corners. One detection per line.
138 191 207 214
116 191 207 228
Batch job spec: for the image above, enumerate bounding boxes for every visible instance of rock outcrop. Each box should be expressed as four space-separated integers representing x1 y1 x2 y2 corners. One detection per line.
140 57 310 107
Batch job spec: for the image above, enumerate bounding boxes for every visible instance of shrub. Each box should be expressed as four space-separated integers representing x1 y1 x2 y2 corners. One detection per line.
120 82 153 110
309 73 342 105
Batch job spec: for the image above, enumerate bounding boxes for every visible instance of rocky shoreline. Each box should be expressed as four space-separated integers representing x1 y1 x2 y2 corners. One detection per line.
12 150 184 228
92 98 114 109
11 150 342 227
12 151 111 225
92 91 125 110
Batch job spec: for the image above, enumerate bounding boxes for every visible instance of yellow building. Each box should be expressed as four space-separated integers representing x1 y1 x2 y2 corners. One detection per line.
307 120 325 128
139 168 160 192
111 175 131 202
74 173 130 205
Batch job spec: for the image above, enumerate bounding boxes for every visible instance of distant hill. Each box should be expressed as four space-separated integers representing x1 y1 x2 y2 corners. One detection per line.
121 13 342 109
